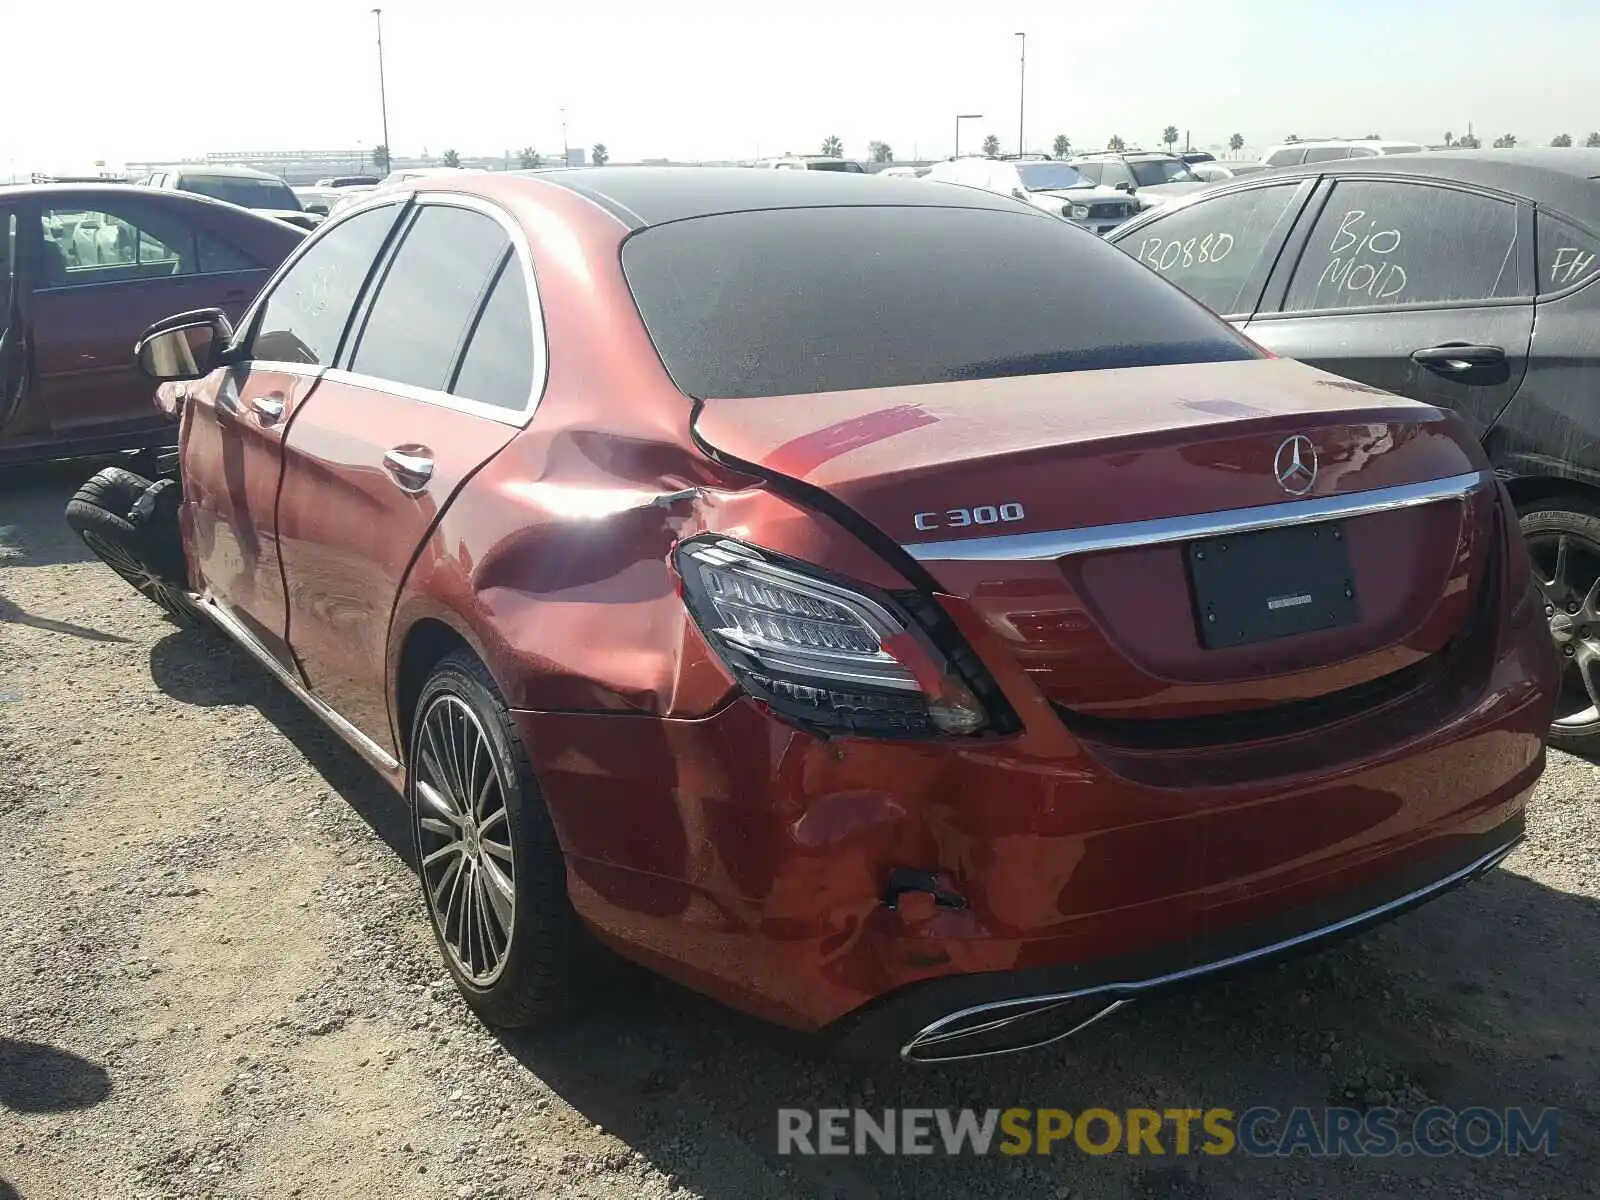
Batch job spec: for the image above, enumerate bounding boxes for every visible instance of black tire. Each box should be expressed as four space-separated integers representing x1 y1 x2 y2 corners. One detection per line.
409 651 608 1027
1518 497 1600 755
65 467 198 627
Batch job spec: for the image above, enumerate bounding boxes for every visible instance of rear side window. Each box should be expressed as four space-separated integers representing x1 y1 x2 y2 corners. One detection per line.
621 206 1256 400
349 204 509 392
1283 180 1520 311
1302 146 1352 163
1266 148 1306 167
451 260 536 409
1118 183 1303 315
1536 211 1600 295
251 204 399 365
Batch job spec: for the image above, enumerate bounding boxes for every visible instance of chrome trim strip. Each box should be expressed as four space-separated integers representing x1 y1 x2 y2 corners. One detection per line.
900 833 1520 1063
194 595 401 774
904 470 1489 562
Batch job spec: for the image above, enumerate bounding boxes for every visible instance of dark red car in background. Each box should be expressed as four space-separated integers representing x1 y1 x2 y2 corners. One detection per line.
83 169 1556 1062
0 184 301 468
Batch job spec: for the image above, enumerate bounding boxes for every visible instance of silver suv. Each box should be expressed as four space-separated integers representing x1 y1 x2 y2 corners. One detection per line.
922 156 1138 234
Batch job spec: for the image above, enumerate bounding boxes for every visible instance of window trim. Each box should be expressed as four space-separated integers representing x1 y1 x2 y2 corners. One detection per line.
1109 176 1318 320
1254 174 1534 321
319 191 548 426
1532 204 1600 301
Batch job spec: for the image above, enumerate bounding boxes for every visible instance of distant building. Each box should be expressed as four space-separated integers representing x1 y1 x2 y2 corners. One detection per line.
565 148 586 167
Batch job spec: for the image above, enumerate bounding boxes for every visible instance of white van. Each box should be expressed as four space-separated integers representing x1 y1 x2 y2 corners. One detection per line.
1260 139 1425 168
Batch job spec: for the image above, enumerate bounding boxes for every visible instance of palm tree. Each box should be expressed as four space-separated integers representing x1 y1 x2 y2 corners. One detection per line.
1229 133 1244 154
371 144 391 173
1552 133 1574 147
1589 133 1600 148
867 141 893 163
1052 133 1071 158
1162 125 1179 151
592 143 609 166
519 146 542 169
1443 132 1455 146
442 149 461 168
1107 134 1126 152
1492 133 1517 148
820 135 843 158
979 134 1000 157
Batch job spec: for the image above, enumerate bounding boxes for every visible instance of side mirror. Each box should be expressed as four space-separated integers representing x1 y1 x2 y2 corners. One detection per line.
135 308 235 383
1114 182 1134 193
1011 187 1030 201
304 202 330 216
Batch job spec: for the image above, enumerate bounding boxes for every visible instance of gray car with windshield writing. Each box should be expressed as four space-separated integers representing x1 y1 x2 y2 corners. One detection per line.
1104 148 1600 754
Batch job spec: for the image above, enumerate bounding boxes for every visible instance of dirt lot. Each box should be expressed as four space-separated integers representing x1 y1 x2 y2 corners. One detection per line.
2 458 1597 1200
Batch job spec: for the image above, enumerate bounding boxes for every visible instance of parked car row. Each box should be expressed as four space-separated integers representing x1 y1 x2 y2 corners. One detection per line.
51 166 1558 1064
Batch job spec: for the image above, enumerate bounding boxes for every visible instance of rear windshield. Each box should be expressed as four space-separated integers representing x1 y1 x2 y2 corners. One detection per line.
181 175 301 211
621 205 1256 399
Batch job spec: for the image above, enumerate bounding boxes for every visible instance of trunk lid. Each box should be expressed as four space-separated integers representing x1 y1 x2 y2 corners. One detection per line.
693 358 1493 721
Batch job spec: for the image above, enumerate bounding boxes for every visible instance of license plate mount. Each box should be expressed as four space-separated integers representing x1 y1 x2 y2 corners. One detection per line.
1189 520 1360 649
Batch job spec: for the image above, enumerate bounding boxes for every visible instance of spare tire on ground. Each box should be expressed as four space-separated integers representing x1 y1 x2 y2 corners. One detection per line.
65 466 200 626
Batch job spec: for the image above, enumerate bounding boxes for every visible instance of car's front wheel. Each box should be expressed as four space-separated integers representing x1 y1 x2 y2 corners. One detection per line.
408 651 604 1026
1521 498 1600 755
65 466 198 626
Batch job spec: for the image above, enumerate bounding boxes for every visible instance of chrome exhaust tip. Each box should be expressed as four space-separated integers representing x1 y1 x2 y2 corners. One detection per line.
900 994 1133 1064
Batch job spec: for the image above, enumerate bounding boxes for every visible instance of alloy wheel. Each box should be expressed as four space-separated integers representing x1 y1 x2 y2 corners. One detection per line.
1528 530 1600 729
415 694 517 985
80 528 189 616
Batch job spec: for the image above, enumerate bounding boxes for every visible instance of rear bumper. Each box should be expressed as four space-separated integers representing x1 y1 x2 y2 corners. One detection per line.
511 571 1555 1050
833 815 1523 1061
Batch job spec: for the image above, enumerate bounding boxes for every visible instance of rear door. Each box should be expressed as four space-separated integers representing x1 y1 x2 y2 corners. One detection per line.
1244 176 1535 440
28 191 275 440
276 196 541 754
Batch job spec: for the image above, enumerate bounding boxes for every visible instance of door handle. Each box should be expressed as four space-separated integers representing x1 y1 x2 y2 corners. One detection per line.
1410 343 1506 371
382 446 435 493
251 394 286 424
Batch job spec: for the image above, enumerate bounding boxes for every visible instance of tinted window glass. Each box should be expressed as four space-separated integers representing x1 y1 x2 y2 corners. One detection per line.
1266 148 1306 167
1284 181 1520 311
1075 162 1104 184
181 174 301 212
35 199 240 288
451 260 536 409
1101 162 1132 188
1130 159 1199 186
1018 163 1090 190
621 206 1256 400
252 205 399 365
1302 146 1352 163
1118 184 1302 314
1536 211 1600 295
349 205 510 391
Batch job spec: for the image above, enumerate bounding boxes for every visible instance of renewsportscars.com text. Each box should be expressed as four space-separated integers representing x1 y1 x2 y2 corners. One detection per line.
777 1106 1560 1158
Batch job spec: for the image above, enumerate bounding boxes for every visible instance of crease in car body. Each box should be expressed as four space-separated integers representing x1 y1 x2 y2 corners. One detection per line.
78 166 1560 1062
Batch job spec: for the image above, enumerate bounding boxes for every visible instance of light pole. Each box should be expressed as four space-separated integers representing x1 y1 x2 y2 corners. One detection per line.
954 113 983 158
1015 32 1026 157
371 8 390 170
561 107 569 166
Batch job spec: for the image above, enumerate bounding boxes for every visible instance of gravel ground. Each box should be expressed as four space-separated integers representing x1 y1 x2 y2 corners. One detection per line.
2 458 1597 1200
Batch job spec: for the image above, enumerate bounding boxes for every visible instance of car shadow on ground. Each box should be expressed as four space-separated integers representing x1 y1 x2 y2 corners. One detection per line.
147 627 414 868
142 613 1599 1197
0 1038 112 1114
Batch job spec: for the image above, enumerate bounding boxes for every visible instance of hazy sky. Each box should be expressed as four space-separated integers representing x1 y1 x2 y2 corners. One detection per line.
8 0 1600 169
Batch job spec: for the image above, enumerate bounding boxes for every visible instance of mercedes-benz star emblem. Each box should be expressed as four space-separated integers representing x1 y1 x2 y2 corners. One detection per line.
1274 435 1319 496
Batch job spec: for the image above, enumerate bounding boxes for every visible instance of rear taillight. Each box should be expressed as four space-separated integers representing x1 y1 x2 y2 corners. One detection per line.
676 537 989 738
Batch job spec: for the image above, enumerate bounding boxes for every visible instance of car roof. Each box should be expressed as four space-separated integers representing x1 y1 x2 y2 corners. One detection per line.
0 181 232 205
171 165 279 179
508 165 1034 228
1260 148 1600 216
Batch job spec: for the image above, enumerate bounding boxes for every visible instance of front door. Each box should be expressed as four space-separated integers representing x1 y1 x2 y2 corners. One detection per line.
1246 177 1536 441
183 201 406 667
28 192 272 442
0 205 28 437
277 198 539 754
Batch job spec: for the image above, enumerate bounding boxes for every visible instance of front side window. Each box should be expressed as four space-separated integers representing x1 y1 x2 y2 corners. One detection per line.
1118 183 1303 315
1283 180 1521 312
35 199 254 288
1536 211 1600 295
348 204 510 392
1074 162 1104 184
1100 162 1133 188
250 204 400 365
621 205 1257 400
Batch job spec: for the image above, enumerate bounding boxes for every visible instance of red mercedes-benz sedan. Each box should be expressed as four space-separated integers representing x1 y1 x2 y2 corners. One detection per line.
86 168 1557 1062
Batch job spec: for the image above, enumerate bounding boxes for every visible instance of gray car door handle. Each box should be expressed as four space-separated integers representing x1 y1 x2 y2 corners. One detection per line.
382 447 435 493
251 394 286 423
